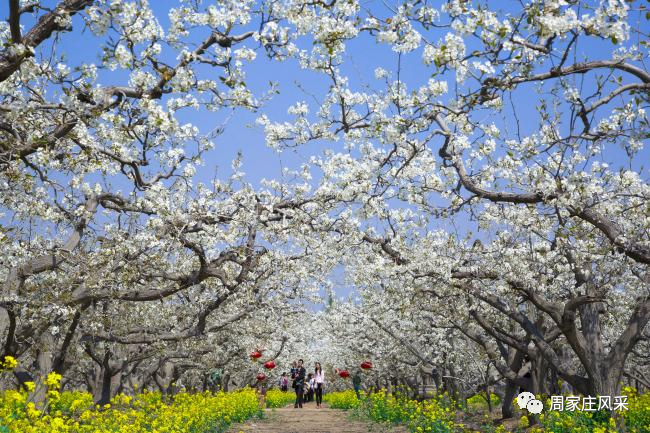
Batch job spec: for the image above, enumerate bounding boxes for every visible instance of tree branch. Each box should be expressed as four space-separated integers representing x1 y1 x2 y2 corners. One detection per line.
8 0 22 43
0 0 94 82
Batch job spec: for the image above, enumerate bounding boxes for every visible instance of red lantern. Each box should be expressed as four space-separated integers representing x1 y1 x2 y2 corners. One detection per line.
256 372 267 382
339 370 350 378
250 350 263 360
360 361 373 370
263 360 276 370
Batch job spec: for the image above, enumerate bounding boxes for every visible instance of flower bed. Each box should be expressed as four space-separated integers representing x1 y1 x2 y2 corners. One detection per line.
0 368 261 433
323 389 361 409
265 388 296 408
326 387 650 433
324 389 461 432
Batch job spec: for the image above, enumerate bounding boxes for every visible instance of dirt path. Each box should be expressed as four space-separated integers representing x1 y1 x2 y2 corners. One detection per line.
228 403 408 433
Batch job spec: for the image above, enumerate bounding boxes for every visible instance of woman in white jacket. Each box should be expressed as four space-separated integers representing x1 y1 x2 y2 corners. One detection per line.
314 362 325 408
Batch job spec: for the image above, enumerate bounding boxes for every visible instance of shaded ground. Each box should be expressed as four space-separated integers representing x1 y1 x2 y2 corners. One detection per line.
228 404 408 433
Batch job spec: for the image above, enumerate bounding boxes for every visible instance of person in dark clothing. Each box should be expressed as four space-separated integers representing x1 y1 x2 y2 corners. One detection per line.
292 359 306 408
352 370 362 399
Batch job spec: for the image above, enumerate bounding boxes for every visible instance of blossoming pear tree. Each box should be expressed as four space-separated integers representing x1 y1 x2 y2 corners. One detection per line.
0 0 648 417
260 0 649 416
0 0 340 402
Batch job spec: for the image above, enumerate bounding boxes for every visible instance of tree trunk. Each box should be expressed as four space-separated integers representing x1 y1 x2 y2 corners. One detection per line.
97 352 113 406
222 372 230 391
484 363 492 414
502 379 518 418
432 368 441 393
32 331 55 404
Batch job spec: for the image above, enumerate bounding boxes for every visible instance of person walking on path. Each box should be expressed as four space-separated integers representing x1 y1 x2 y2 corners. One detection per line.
279 372 289 392
352 370 362 399
314 362 325 408
292 359 306 408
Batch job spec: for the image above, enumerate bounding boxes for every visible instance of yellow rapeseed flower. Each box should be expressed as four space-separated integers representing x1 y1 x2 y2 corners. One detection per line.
1 355 18 371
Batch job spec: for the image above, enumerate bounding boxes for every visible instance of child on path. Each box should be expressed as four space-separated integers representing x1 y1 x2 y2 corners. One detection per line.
305 373 315 402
